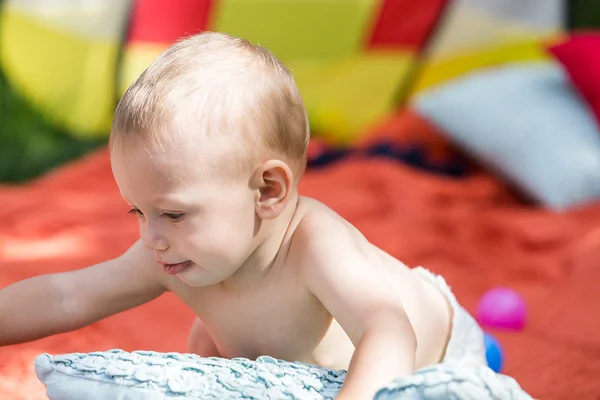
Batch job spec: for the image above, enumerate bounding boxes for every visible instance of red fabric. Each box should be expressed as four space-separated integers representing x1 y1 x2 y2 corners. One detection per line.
367 0 448 50
548 32 600 127
1 110 600 399
127 0 215 43
356 108 464 164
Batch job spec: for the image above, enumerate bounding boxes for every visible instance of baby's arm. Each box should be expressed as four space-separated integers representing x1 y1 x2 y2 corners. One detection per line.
0 240 166 347
297 217 416 400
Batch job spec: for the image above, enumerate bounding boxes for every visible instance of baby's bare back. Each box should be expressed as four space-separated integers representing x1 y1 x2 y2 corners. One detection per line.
169 198 451 370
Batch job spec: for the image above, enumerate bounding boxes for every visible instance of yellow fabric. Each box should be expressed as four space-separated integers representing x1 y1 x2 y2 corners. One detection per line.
210 0 379 62
425 3 561 61
292 51 414 144
118 42 170 97
3 0 131 39
407 1 565 97
409 39 553 96
0 9 119 137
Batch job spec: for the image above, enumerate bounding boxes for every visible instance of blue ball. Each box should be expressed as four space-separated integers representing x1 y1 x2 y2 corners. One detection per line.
484 332 504 373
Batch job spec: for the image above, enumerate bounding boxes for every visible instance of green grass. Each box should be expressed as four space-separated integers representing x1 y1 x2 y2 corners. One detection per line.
0 70 107 183
570 0 600 30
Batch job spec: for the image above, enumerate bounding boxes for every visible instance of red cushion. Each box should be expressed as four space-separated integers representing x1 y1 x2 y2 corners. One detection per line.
548 33 600 126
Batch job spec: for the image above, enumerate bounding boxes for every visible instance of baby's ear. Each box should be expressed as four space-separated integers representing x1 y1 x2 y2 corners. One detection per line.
251 160 294 220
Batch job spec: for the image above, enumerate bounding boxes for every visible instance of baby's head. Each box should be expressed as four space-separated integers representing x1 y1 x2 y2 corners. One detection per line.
111 31 309 181
110 32 309 286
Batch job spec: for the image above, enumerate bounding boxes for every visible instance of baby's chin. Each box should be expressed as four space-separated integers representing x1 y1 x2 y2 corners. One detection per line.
175 263 223 287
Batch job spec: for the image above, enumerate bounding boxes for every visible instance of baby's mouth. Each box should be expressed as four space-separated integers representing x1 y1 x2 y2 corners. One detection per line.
163 261 191 275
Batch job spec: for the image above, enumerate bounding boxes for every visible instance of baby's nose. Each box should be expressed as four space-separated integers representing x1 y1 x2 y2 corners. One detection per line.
141 225 169 251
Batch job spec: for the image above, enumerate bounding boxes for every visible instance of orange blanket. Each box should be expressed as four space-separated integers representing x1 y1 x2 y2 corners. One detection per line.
1 111 599 399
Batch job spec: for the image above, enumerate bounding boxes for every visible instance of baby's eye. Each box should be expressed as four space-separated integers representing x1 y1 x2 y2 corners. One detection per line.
161 212 185 222
127 208 144 218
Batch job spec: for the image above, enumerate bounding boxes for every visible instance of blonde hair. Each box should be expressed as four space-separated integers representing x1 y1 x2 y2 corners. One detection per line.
110 31 310 179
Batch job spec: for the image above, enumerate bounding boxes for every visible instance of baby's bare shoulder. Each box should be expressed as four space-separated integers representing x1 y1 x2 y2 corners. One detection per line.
294 198 341 237
108 240 171 290
296 197 355 232
290 197 364 261
121 242 198 293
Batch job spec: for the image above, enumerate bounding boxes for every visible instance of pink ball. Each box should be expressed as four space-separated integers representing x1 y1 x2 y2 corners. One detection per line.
477 287 527 330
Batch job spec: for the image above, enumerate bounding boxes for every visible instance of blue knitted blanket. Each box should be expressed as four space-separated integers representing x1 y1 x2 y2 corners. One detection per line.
34 349 532 399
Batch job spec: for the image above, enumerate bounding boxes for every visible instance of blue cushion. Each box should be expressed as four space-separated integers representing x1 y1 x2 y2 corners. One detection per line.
413 61 600 210
34 349 532 399
375 363 531 400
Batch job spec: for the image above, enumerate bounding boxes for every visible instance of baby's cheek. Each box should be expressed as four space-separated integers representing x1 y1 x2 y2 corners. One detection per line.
209 224 251 259
185 227 228 255
213 228 244 253
184 216 253 260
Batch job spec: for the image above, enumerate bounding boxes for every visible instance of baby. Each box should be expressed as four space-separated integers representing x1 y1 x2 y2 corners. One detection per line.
0 32 486 399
